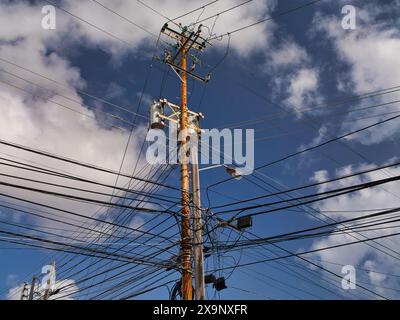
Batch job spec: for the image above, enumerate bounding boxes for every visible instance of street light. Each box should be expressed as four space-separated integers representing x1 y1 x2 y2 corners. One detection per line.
198 164 247 180
224 165 243 180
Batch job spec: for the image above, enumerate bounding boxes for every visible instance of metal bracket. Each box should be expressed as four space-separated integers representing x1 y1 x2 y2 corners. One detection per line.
161 23 211 84
169 64 183 83
161 23 209 51
165 60 211 83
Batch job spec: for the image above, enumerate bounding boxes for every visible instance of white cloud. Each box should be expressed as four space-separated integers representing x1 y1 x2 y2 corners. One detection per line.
312 3 400 145
269 41 308 69
0 0 322 297
262 38 321 116
0 0 288 244
5 274 18 288
105 82 127 100
7 284 25 300
306 162 400 298
36 0 277 57
0 1 159 238
284 68 320 116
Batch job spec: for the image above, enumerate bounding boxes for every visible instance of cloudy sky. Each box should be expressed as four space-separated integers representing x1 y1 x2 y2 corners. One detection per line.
0 0 400 300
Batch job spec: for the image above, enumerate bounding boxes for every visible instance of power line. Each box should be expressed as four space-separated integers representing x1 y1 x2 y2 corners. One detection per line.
237 170 400 263
89 0 164 38
134 0 177 25
207 113 400 190
211 160 400 210
212 229 392 300
43 0 155 46
67 45 180 295
0 228 171 268
0 57 148 120
171 0 221 22
195 0 253 25
50 166 181 296
224 93 400 130
0 138 179 190
0 190 175 242
216 207 400 251
0 69 140 127
222 174 400 219
0 179 179 215
0 158 180 203
221 53 400 207
209 0 323 40
213 229 400 278
0 78 128 131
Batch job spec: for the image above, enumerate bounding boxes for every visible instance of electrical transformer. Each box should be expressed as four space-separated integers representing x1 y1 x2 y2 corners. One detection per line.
149 101 165 129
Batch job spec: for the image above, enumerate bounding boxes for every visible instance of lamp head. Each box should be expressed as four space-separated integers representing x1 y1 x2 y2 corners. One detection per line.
224 166 242 180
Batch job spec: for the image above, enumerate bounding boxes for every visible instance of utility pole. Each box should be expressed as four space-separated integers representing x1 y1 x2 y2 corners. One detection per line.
43 259 55 300
20 282 29 300
191 136 205 300
179 43 192 300
158 23 210 300
28 276 36 300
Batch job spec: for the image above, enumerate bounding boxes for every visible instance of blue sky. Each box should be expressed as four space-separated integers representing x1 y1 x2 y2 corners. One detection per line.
0 0 400 300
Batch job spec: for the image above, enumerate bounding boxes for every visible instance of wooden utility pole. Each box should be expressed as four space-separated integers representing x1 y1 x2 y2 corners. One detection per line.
43 259 55 300
180 44 192 300
159 23 209 300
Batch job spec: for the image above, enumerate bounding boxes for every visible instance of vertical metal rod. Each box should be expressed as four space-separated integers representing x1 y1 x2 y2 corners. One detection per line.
180 43 193 300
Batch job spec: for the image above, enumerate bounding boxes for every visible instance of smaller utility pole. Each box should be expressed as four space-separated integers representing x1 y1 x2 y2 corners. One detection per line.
28 276 36 300
20 282 29 300
149 99 205 300
188 113 205 300
43 259 55 300
191 141 205 300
